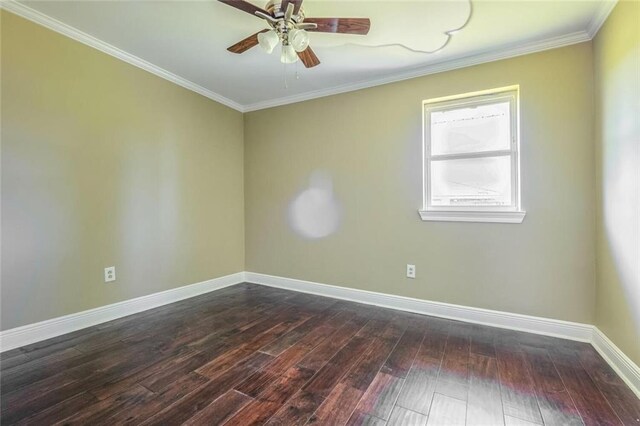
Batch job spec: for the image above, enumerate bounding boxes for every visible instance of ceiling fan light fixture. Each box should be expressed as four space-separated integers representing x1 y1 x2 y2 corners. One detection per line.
289 28 310 52
280 44 298 63
220 0 372 68
258 30 279 54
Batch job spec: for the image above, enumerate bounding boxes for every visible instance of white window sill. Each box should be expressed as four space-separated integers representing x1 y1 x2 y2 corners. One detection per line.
418 210 526 224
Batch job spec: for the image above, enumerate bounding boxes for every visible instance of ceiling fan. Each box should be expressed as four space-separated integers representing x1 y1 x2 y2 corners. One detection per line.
219 0 371 68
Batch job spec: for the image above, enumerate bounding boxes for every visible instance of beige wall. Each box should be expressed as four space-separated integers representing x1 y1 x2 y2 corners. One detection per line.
245 43 596 324
1 12 245 330
594 0 640 365
6 4 634 361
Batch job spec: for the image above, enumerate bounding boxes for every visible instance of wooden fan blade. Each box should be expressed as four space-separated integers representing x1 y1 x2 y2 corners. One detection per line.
303 18 370 35
227 30 269 54
284 2 294 21
292 0 303 14
297 46 320 68
218 0 270 17
282 0 303 15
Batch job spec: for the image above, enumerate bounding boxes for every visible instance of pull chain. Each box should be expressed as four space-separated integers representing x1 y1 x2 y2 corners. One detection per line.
283 60 288 89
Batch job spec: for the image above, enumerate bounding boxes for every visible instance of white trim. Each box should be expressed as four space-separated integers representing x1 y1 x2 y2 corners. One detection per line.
242 31 591 112
0 1 245 112
2 270 637 398
245 272 639 397
418 210 526 223
586 0 618 38
0 272 245 352
422 87 521 217
244 272 592 342
591 327 640 398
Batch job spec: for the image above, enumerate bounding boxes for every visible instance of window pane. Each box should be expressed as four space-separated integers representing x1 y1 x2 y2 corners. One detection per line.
430 101 511 156
430 156 512 207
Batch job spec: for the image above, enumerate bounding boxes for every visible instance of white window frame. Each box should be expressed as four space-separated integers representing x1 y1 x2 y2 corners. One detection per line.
419 86 526 223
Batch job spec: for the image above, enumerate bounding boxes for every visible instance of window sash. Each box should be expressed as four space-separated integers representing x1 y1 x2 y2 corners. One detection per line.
430 149 512 162
423 88 520 213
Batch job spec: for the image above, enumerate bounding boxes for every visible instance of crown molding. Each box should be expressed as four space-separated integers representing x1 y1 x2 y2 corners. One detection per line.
2 0 613 113
0 0 245 112
586 0 618 38
243 30 591 112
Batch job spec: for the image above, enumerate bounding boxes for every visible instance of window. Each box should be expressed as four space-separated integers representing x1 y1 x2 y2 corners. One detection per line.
420 86 525 223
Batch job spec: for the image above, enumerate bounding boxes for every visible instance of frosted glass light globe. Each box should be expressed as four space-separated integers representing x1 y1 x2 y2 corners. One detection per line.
289 29 310 52
280 44 298 63
258 30 278 54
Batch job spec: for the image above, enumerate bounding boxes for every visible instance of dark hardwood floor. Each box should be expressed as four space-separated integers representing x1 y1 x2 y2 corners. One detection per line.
1 283 638 425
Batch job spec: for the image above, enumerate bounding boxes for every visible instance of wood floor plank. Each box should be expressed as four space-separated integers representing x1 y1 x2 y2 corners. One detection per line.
395 364 440 416
142 351 274 425
1 347 85 391
195 314 307 378
2 372 78 411
236 324 336 397
395 329 444 415
495 344 544 424
341 320 404 392
346 410 386 426
308 320 403 425
466 353 504 426
187 304 290 354
54 384 153 425
419 323 449 360
521 345 584 426
577 345 640 424
88 348 200 400
469 324 498 358
297 316 368 371
1 284 637 425
380 328 424 379
1 372 111 424
0 352 30 370
307 383 364 425
265 389 325 425
504 415 543 426
354 372 404 421
225 365 315 424
62 339 171 380
0 348 25 361
14 392 98 426
259 309 339 356
182 389 253 425
552 361 623 425
108 373 209 425
302 334 373 399
433 326 470 402
388 406 428 425
15 328 107 360
138 351 211 393
426 393 466 425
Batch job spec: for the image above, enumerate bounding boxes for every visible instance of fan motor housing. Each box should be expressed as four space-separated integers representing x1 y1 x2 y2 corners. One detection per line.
265 0 305 23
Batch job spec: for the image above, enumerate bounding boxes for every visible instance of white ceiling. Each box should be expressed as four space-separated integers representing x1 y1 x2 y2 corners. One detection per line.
5 0 615 111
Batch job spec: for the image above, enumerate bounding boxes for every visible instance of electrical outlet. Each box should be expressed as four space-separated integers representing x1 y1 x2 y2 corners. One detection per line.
104 266 116 283
406 264 416 279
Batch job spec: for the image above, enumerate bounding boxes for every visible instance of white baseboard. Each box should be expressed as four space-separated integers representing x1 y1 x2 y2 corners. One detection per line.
592 327 640 398
0 272 245 352
2 270 637 399
245 272 639 398
244 272 593 342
